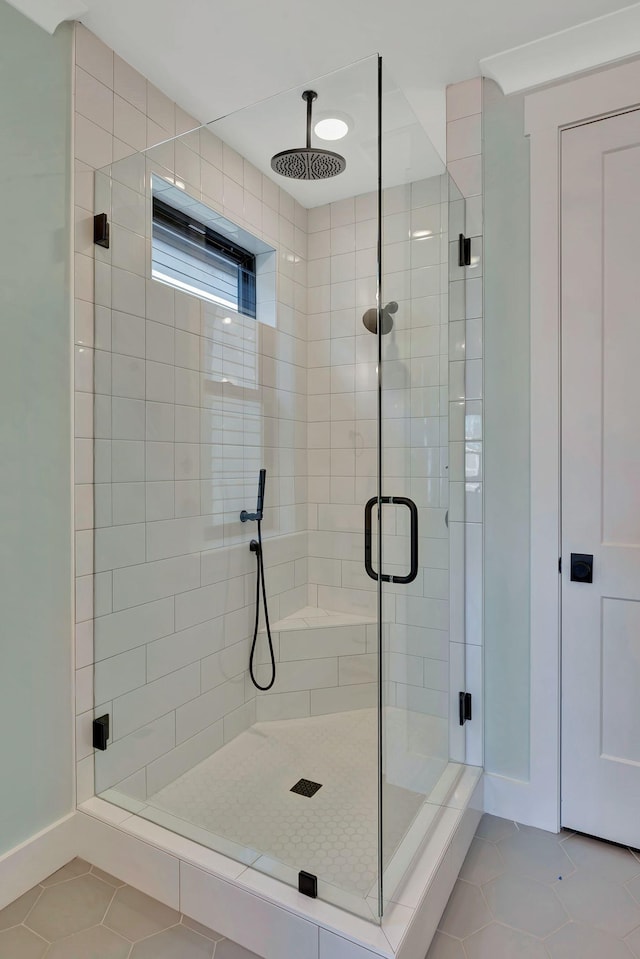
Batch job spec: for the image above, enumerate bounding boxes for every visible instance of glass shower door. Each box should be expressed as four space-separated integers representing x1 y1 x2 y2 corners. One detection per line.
89 46 465 923
376 61 466 912
92 56 387 922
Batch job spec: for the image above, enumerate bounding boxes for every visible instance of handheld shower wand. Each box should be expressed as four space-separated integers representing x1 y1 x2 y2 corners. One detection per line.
240 470 276 691
240 468 266 523
256 467 266 518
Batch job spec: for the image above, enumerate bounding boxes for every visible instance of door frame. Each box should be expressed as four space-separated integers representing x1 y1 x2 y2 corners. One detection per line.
516 58 640 832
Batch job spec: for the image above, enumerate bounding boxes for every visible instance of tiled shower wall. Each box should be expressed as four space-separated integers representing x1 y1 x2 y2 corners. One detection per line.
73 20 469 804
306 182 451 727
73 24 309 801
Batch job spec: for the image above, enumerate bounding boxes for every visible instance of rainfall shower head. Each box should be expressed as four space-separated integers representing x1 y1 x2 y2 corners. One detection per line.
271 91 346 181
362 302 398 335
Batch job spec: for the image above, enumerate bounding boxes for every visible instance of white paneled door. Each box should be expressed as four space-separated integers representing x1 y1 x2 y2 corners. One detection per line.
561 109 640 848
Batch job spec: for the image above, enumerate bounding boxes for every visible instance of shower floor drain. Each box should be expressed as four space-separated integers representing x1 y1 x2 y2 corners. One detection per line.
290 779 322 798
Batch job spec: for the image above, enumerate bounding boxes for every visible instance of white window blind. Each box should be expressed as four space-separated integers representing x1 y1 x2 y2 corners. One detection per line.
152 197 256 316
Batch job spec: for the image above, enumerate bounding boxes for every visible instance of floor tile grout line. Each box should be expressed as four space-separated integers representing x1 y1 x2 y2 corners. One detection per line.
181 915 226 945
449 892 640 950
22 922 51 949
98 915 136 946
20 885 46 927
541 917 572 941
40 868 92 889
109 917 182 946
459 922 555 959
18 919 53 946
545 916 640 947
89 863 128 888
98 883 120 926
477 876 492 918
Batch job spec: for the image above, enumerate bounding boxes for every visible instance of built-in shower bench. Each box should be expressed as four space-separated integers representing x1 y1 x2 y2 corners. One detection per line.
254 606 377 720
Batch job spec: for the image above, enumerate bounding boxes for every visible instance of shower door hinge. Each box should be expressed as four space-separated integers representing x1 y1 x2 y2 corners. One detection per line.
459 692 472 726
93 714 110 751
94 213 110 249
458 233 471 267
298 870 318 898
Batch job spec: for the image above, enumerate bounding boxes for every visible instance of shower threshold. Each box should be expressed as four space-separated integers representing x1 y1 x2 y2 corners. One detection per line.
78 763 482 959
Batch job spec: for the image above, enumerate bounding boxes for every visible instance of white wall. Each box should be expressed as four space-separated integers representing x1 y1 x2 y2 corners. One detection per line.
482 80 531 782
0 1 74 855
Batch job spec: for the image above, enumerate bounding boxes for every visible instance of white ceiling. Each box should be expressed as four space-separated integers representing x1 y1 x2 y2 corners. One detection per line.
209 58 446 207
78 0 638 152
8 0 640 200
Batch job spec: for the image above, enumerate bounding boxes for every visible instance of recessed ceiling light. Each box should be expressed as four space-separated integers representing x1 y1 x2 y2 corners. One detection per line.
314 117 349 141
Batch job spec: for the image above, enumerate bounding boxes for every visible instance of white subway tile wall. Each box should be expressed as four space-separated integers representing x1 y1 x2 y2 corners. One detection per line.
74 23 312 801
306 179 452 733
74 23 465 807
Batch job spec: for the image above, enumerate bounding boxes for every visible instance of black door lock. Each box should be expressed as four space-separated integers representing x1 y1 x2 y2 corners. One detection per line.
570 553 593 583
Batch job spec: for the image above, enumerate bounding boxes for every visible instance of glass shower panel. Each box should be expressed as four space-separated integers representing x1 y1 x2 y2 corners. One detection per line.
447 173 468 770
92 56 383 921
378 65 466 910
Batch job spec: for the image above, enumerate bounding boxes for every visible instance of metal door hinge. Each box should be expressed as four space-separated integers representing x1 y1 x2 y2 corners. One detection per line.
458 233 471 267
93 714 110 751
459 692 472 726
94 213 110 249
298 871 317 898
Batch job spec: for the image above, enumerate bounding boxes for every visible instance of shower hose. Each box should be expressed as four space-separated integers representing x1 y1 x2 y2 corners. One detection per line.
248 518 276 691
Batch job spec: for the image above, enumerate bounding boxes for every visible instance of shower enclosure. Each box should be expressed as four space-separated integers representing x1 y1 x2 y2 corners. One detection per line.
91 54 469 921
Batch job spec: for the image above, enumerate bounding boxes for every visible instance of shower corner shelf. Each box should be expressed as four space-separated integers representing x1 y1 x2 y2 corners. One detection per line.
264 605 376 633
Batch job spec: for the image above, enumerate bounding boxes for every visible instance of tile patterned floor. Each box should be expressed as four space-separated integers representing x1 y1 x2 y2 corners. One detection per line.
0 859 258 959
427 815 640 959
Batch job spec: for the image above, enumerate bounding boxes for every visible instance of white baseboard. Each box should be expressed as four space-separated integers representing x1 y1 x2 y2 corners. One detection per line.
0 812 78 911
482 772 559 832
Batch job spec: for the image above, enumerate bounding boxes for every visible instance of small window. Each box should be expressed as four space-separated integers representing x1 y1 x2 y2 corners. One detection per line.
152 196 257 317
